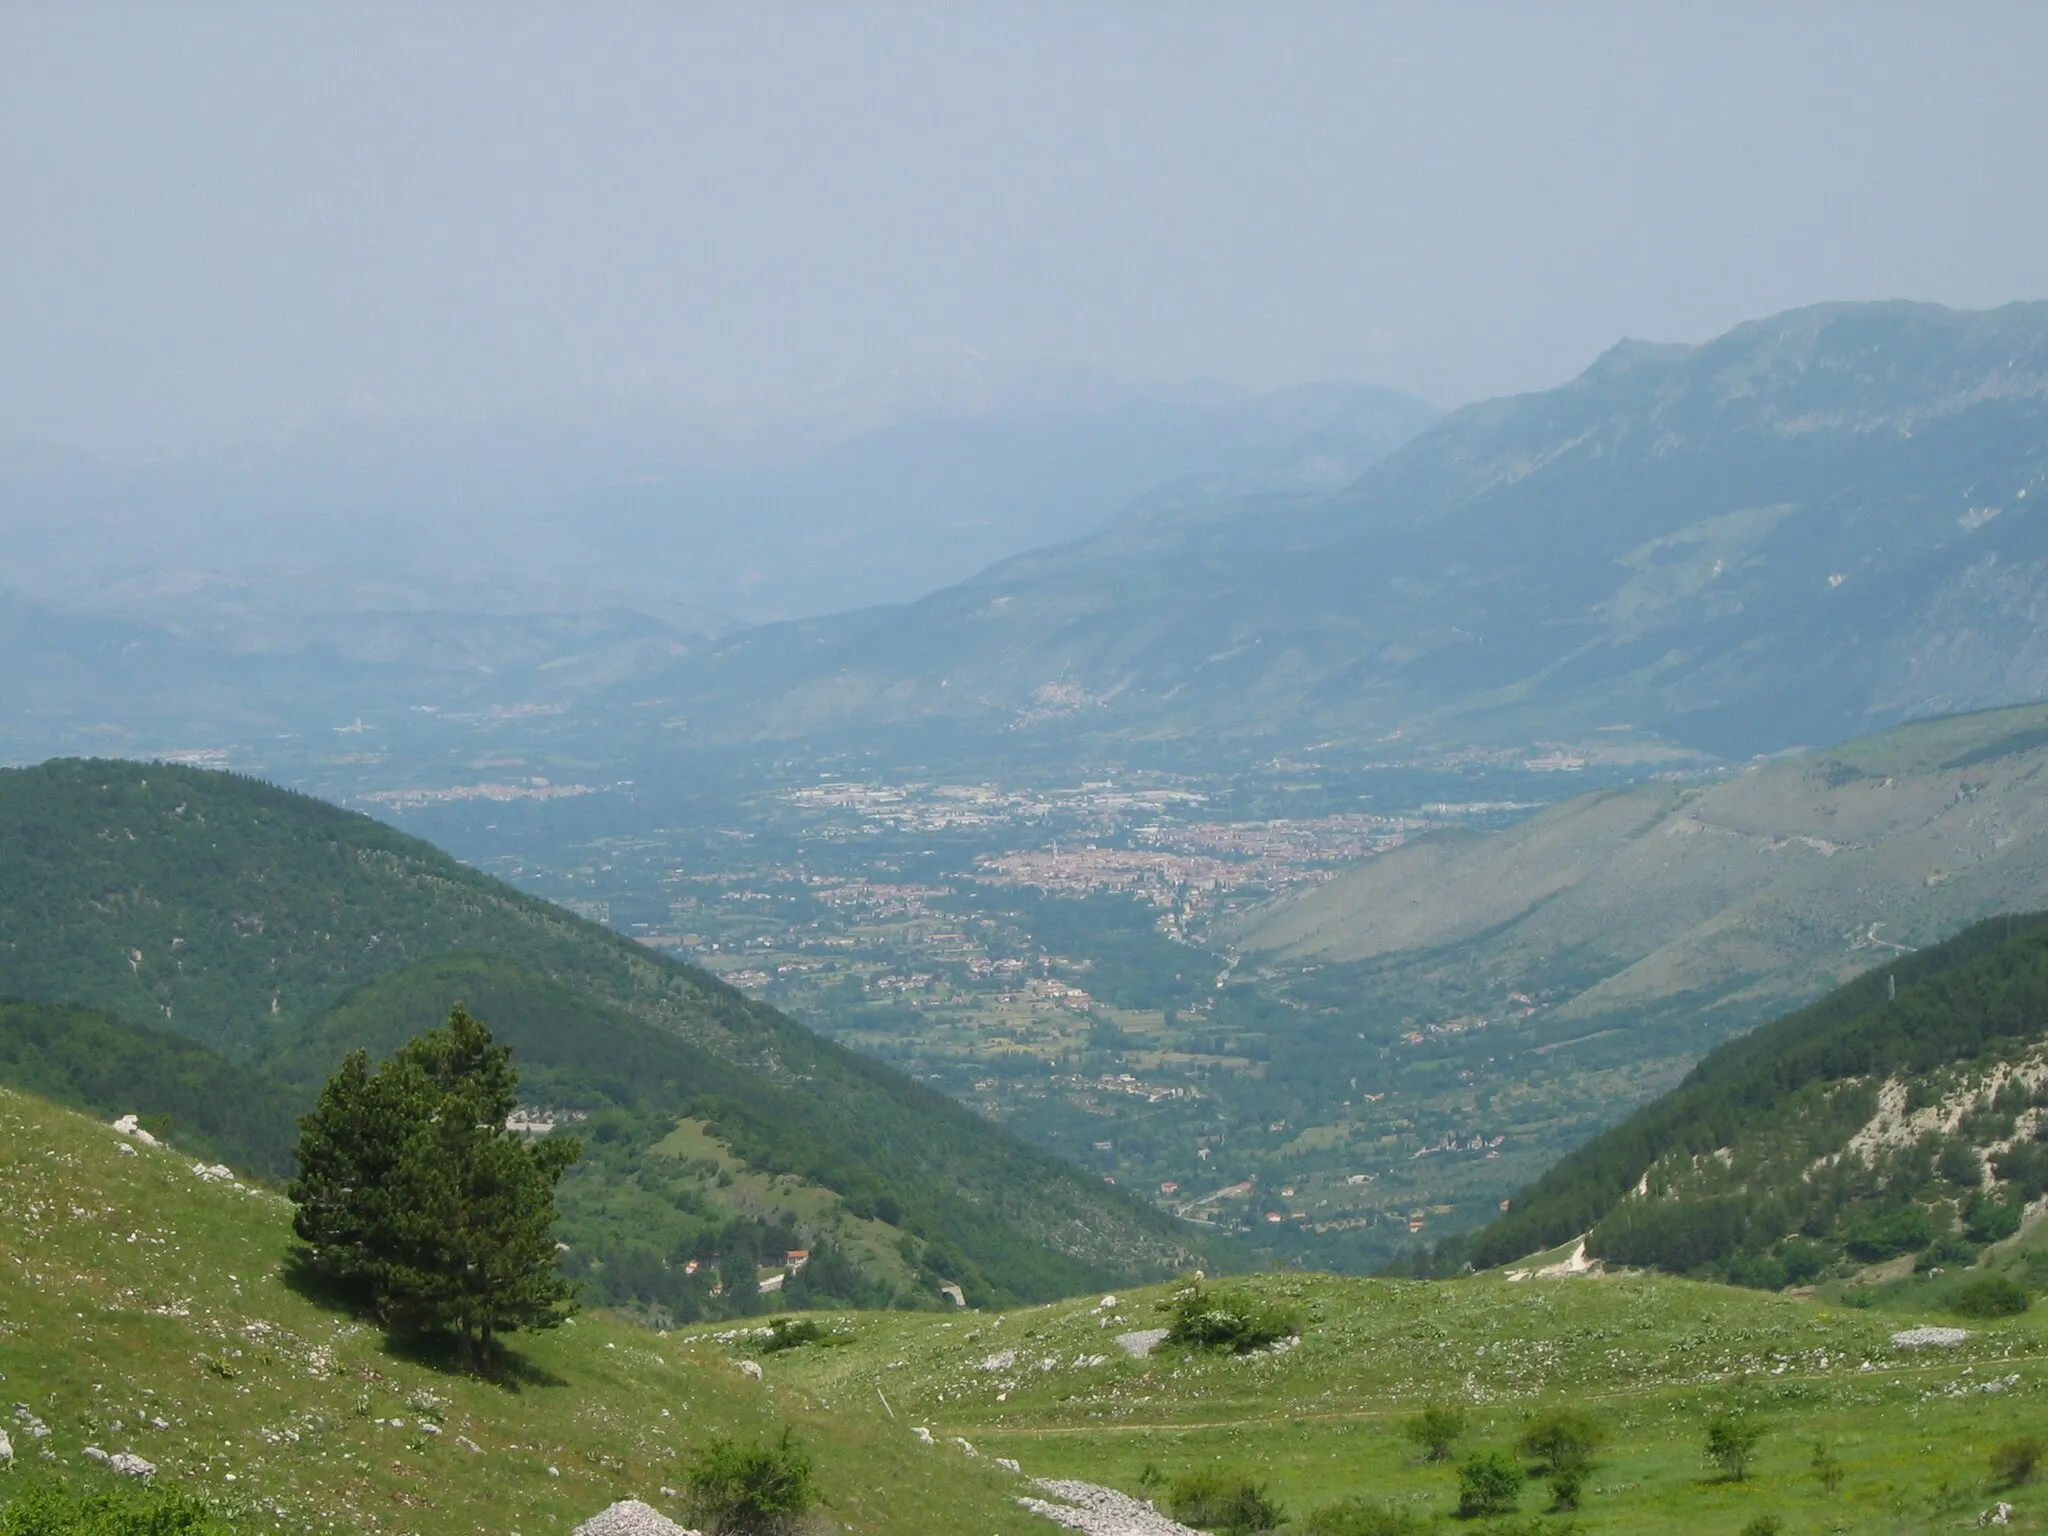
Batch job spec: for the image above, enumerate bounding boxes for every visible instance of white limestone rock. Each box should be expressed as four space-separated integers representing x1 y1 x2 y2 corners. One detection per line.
1114 1329 1169 1360
572 1498 702 1536
82 1447 156 1479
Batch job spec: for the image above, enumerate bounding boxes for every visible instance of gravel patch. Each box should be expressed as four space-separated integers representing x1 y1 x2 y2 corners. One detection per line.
572 1499 701 1536
1892 1326 1971 1349
1021 1480 1203 1536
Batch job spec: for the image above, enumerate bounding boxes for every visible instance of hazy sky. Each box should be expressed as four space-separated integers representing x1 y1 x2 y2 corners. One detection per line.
4 3 2045 450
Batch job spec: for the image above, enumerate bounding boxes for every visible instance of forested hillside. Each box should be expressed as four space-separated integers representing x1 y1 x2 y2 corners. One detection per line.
0 759 1215 1308
0 997 301 1173
1470 912 2048 1286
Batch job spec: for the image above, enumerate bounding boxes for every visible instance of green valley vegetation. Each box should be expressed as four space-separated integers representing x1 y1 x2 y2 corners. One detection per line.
1298 1495 1429 1536
1453 1448 1523 1518
1992 1435 2043 1487
1163 1468 1284 1534
0 759 1213 1312
742 1261 2048 1534
1218 699 2048 1267
1239 699 2048 1049
1704 1415 1767 1482
0 998 301 1175
1399 1403 1466 1462
563 695 2048 1280
1517 1404 1609 1509
1462 909 2048 1311
288 1005 578 1364
0 1482 228 1536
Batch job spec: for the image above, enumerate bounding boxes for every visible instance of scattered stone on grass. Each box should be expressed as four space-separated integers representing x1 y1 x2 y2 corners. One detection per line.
1114 1329 1168 1360
81 1447 155 1478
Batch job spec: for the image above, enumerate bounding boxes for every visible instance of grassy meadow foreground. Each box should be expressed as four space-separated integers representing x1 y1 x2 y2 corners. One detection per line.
0 1086 1044 1536
5 1083 2047 1534
742 1258 2048 1534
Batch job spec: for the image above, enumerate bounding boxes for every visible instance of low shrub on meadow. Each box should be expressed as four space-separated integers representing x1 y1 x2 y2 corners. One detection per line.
1951 1273 2030 1318
684 1429 815 1535
1159 1282 1299 1355
1165 1470 1284 1535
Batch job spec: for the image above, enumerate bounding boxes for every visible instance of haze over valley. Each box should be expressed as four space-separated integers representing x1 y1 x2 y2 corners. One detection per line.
7 10 2048 1534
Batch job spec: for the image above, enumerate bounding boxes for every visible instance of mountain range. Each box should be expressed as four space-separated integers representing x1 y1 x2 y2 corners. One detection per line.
649 300 2048 763
1236 699 2048 1045
0 382 1434 764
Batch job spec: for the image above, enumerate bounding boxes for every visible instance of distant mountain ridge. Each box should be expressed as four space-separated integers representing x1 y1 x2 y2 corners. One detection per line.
1233 700 2048 1041
652 300 2048 761
0 382 1435 763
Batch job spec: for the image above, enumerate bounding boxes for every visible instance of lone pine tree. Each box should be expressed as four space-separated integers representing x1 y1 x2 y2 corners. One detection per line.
289 1004 580 1363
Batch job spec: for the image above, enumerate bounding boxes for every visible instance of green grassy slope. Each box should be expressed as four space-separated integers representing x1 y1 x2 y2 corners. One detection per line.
739 1265 2048 1534
13 1077 2048 1536
1470 911 2048 1273
1240 700 2048 1040
0 759 1211 1299
0 1084 1046 1536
